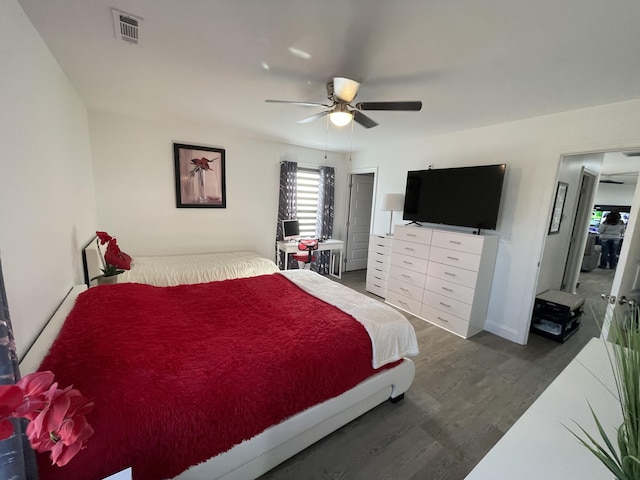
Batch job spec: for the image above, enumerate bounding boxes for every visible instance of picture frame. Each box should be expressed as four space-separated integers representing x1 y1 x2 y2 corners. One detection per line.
173 143 226 208
548 181 568 234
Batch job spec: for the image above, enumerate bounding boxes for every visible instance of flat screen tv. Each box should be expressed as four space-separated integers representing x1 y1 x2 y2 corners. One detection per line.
282 219 300 241
403 164 506 230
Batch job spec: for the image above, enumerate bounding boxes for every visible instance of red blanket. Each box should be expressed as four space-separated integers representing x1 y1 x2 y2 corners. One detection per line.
37 274 384 480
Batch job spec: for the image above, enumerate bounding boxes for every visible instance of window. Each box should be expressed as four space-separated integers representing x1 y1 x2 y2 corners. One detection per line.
297 167 319 238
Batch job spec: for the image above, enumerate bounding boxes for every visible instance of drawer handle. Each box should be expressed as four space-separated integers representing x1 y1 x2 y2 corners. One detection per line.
449 240 461 245
403 261 414 265
374 276 382 280
375 268 383 272
444 272 456 277
439 301 452 308
376 252 384 256
400 287 410 293
406 233 416 237
398 300 409 307
441 287 453 292
401 274 411 278
436 316 450 323
373 283 381 288
404 247 415 251
446 256 459 261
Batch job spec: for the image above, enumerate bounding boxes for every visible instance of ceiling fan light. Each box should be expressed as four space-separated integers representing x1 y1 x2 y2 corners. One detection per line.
329 111 353 127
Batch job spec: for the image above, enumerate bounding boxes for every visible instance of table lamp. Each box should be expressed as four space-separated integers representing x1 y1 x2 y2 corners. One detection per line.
380 193 405 236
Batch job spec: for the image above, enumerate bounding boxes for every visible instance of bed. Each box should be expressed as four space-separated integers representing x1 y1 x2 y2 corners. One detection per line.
20 269 418 480
82 236 279 287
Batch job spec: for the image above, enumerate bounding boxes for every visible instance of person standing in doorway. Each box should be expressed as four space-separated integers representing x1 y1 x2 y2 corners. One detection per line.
598 211 625 269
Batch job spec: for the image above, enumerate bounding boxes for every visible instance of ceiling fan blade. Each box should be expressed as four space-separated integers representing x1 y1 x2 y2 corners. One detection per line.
353 110 378 129
297 111 328 124
333 77 360 103
356 101 422 111
265 99 330 107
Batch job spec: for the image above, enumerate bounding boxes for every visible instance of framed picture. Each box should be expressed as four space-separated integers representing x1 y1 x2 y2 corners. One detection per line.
548 181 568 234
174 143 226 208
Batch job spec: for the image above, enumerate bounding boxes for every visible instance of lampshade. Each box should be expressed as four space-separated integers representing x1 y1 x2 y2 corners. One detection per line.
380 193 405 212
329 110 353 127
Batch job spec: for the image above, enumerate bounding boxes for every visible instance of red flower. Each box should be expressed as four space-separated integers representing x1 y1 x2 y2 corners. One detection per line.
104 239 132 271
191 157 212 170
0 384 23 439
96 231 112 245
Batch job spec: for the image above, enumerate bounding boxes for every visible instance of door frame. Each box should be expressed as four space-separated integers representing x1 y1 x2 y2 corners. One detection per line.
343 167 378 273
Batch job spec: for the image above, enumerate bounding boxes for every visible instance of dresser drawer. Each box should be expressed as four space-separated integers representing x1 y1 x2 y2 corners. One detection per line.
390 252 429 273
386 291 422 316
392 239 430 259
429 246 481 272
427 261 478 289
367 256 390 274
366 280 387 299
420 303 470 337
394 226 432 245
369 235 392 255
388 265 426 288
387 278 424 302
366 273 388 290
425 276 475 305
431 230 484 255
423 290 472 320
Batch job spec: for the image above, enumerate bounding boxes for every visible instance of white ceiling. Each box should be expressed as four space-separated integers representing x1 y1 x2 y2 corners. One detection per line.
17 0 640 153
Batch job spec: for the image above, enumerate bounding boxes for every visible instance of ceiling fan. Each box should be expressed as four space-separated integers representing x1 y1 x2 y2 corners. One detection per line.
265 77 422 129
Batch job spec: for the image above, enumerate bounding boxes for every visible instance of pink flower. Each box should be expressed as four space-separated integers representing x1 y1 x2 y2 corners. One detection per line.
0 371 94 467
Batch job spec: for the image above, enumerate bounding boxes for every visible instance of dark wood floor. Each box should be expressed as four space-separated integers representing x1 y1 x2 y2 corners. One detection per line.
259 267 614 480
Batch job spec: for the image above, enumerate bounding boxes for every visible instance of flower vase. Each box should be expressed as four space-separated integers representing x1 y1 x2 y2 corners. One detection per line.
197 169 207 203
97 275 118 285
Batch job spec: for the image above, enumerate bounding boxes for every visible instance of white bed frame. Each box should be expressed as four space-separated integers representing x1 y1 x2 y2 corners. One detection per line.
20 285 416 480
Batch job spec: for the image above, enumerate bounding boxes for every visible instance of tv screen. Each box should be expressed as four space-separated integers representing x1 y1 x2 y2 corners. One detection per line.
403 164 506 230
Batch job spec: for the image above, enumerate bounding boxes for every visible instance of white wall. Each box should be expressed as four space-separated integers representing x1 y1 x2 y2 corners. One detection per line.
88 110 349 260
595 183 637 207
0 1 96 356
352 99 640 344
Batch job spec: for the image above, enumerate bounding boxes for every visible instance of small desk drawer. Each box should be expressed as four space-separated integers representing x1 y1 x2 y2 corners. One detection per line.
388 265 426 288
420 303 470 337
427 261 478 289
386 291 422 316
394 226 432 245
425 276 475 305
429 246 481 272
390 252 429 273
423 290 472 320
387 279 424 302
431 231 484 255
392 239 430 259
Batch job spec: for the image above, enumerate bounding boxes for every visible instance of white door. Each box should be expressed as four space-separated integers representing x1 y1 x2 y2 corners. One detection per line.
345 174 374 271
601 181 640 340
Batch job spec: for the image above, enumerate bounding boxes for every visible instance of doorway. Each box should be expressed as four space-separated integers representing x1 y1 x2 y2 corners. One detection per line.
344 170 376 272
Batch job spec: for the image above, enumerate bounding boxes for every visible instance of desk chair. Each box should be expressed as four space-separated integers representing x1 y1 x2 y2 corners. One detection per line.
293 239 319 270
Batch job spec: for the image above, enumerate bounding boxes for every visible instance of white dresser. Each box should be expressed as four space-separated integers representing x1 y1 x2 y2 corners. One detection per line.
365 234 392 298
386 225 499 338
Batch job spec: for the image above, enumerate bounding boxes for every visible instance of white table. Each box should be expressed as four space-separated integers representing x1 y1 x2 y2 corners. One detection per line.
276 239 344 279
465 337 620 480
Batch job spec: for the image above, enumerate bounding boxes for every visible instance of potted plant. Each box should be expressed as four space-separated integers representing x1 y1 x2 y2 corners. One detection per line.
572 305 640 479
90 231 132 285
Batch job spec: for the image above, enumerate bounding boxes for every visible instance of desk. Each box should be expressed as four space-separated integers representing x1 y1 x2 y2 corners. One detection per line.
276 239 344 279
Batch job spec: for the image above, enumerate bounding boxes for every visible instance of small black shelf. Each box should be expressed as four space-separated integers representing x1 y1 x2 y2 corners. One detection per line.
530 290 585 343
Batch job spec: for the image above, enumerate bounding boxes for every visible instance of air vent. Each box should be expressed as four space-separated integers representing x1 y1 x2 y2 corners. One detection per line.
623 151 640 158
112 9 143 46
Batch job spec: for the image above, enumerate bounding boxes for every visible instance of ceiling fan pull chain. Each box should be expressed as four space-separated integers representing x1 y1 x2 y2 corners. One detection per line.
324 114 329 159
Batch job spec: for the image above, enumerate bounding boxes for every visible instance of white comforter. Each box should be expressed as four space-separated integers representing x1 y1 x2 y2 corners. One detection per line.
119 251 279 286
279 270 419 369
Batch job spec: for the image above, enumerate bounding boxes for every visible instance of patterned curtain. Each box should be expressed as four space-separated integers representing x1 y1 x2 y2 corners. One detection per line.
275 161 298 269
314 166 335 274
0 259 39 480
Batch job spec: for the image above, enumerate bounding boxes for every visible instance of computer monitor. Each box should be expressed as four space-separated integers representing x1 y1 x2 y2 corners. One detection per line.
282 219 300 241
